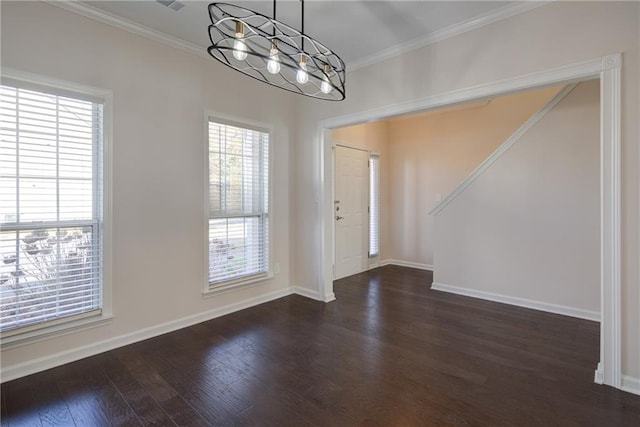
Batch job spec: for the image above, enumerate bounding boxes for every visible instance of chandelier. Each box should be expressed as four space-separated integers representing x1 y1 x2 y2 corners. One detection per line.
207 1 346 101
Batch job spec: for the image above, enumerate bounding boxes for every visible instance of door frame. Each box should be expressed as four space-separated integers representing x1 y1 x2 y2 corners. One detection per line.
317 54 622 389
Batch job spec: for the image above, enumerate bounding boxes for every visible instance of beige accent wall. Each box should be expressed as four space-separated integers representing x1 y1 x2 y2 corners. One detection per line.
330 86 562 269
293 1 639 377
1 2 296 374
386 85 561 266
331 122 390 263
434 80 600 313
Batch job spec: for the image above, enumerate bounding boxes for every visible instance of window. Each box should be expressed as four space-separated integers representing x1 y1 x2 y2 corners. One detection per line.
207 119 269 289
0 79 104 334
369 154 379 258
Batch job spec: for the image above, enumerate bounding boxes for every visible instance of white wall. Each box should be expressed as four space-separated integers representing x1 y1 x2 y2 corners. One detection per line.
433 80 600 315
0 1 296 377
293 1 639 377
331 122 390 264
386 86 561 267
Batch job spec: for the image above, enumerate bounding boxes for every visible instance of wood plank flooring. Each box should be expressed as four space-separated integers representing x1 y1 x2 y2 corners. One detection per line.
2 265 640 426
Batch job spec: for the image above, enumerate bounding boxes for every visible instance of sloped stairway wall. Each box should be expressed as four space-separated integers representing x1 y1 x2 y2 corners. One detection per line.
432 80 600 319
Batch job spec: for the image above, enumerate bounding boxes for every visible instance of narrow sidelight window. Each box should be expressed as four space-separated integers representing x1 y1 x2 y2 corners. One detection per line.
369 154 379 257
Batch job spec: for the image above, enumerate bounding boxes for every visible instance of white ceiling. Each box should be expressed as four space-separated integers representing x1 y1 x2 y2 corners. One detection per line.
82 1 527 67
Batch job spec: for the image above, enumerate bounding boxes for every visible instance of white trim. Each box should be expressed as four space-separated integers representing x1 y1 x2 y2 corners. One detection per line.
0 288 291 383
203 112 210 298
594 363 604 384
291 286 323 301
46 1 546 73
367 259 382 270
202 274 275 299
102 80 114 337
430 84 577 216
322 57 604 131
47 0 206 58
319 53 622 391
1 314 113 350
380 259 434 272
292 286 335 303
599 54 622 389
320 136 332 302
203 112 274 146
431 282 601 322
621 375 640 396
0 67 110 101
351 259 434 273
1 76 104 104
334 142 370 153
348 2 549 72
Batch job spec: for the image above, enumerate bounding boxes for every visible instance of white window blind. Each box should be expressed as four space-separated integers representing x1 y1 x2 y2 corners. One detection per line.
0 82 103 334
369 155 379 257
208 119 269 287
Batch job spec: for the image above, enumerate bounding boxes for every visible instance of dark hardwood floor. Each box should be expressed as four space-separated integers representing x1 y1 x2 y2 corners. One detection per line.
2 265 640 426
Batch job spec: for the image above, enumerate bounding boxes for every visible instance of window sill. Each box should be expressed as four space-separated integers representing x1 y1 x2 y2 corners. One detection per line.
0 313 114 350
202 273 274 298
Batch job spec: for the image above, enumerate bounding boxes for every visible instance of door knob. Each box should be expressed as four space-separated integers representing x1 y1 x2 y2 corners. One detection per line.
336 215 344 221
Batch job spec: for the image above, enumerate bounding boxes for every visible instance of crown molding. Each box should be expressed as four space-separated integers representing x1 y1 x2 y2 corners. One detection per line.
46 0 207 59
348 1 551 72
47 1 550 73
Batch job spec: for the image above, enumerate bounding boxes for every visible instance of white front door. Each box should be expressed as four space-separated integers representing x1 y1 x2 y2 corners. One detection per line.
334 145 369 280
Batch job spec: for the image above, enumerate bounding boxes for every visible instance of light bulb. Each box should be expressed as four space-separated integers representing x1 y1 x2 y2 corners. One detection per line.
233 21 248 61
296 68 308 84
320 76 332 94
296 55 309 84
233 39 248 61
320 65 332 94
267 43 280 74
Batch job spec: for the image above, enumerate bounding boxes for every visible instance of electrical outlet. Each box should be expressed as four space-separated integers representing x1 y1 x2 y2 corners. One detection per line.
274 263 280 274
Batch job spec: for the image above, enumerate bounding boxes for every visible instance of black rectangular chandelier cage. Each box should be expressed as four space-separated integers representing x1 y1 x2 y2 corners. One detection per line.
207 1 346 101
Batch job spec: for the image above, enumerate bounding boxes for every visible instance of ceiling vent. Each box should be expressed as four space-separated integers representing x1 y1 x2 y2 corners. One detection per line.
156 0 185 11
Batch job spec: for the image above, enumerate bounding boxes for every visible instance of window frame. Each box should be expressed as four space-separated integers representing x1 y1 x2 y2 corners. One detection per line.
0 69 113 348
203 112 273 296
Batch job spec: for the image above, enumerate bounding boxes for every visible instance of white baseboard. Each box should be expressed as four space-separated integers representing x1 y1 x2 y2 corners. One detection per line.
594 363 604 384
594 364 639 395
380 259 434 271
431 282 600 322
291 286 323 301
1 288 292 383
367 261 381 271
622 375 640 395
291 285 335 302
